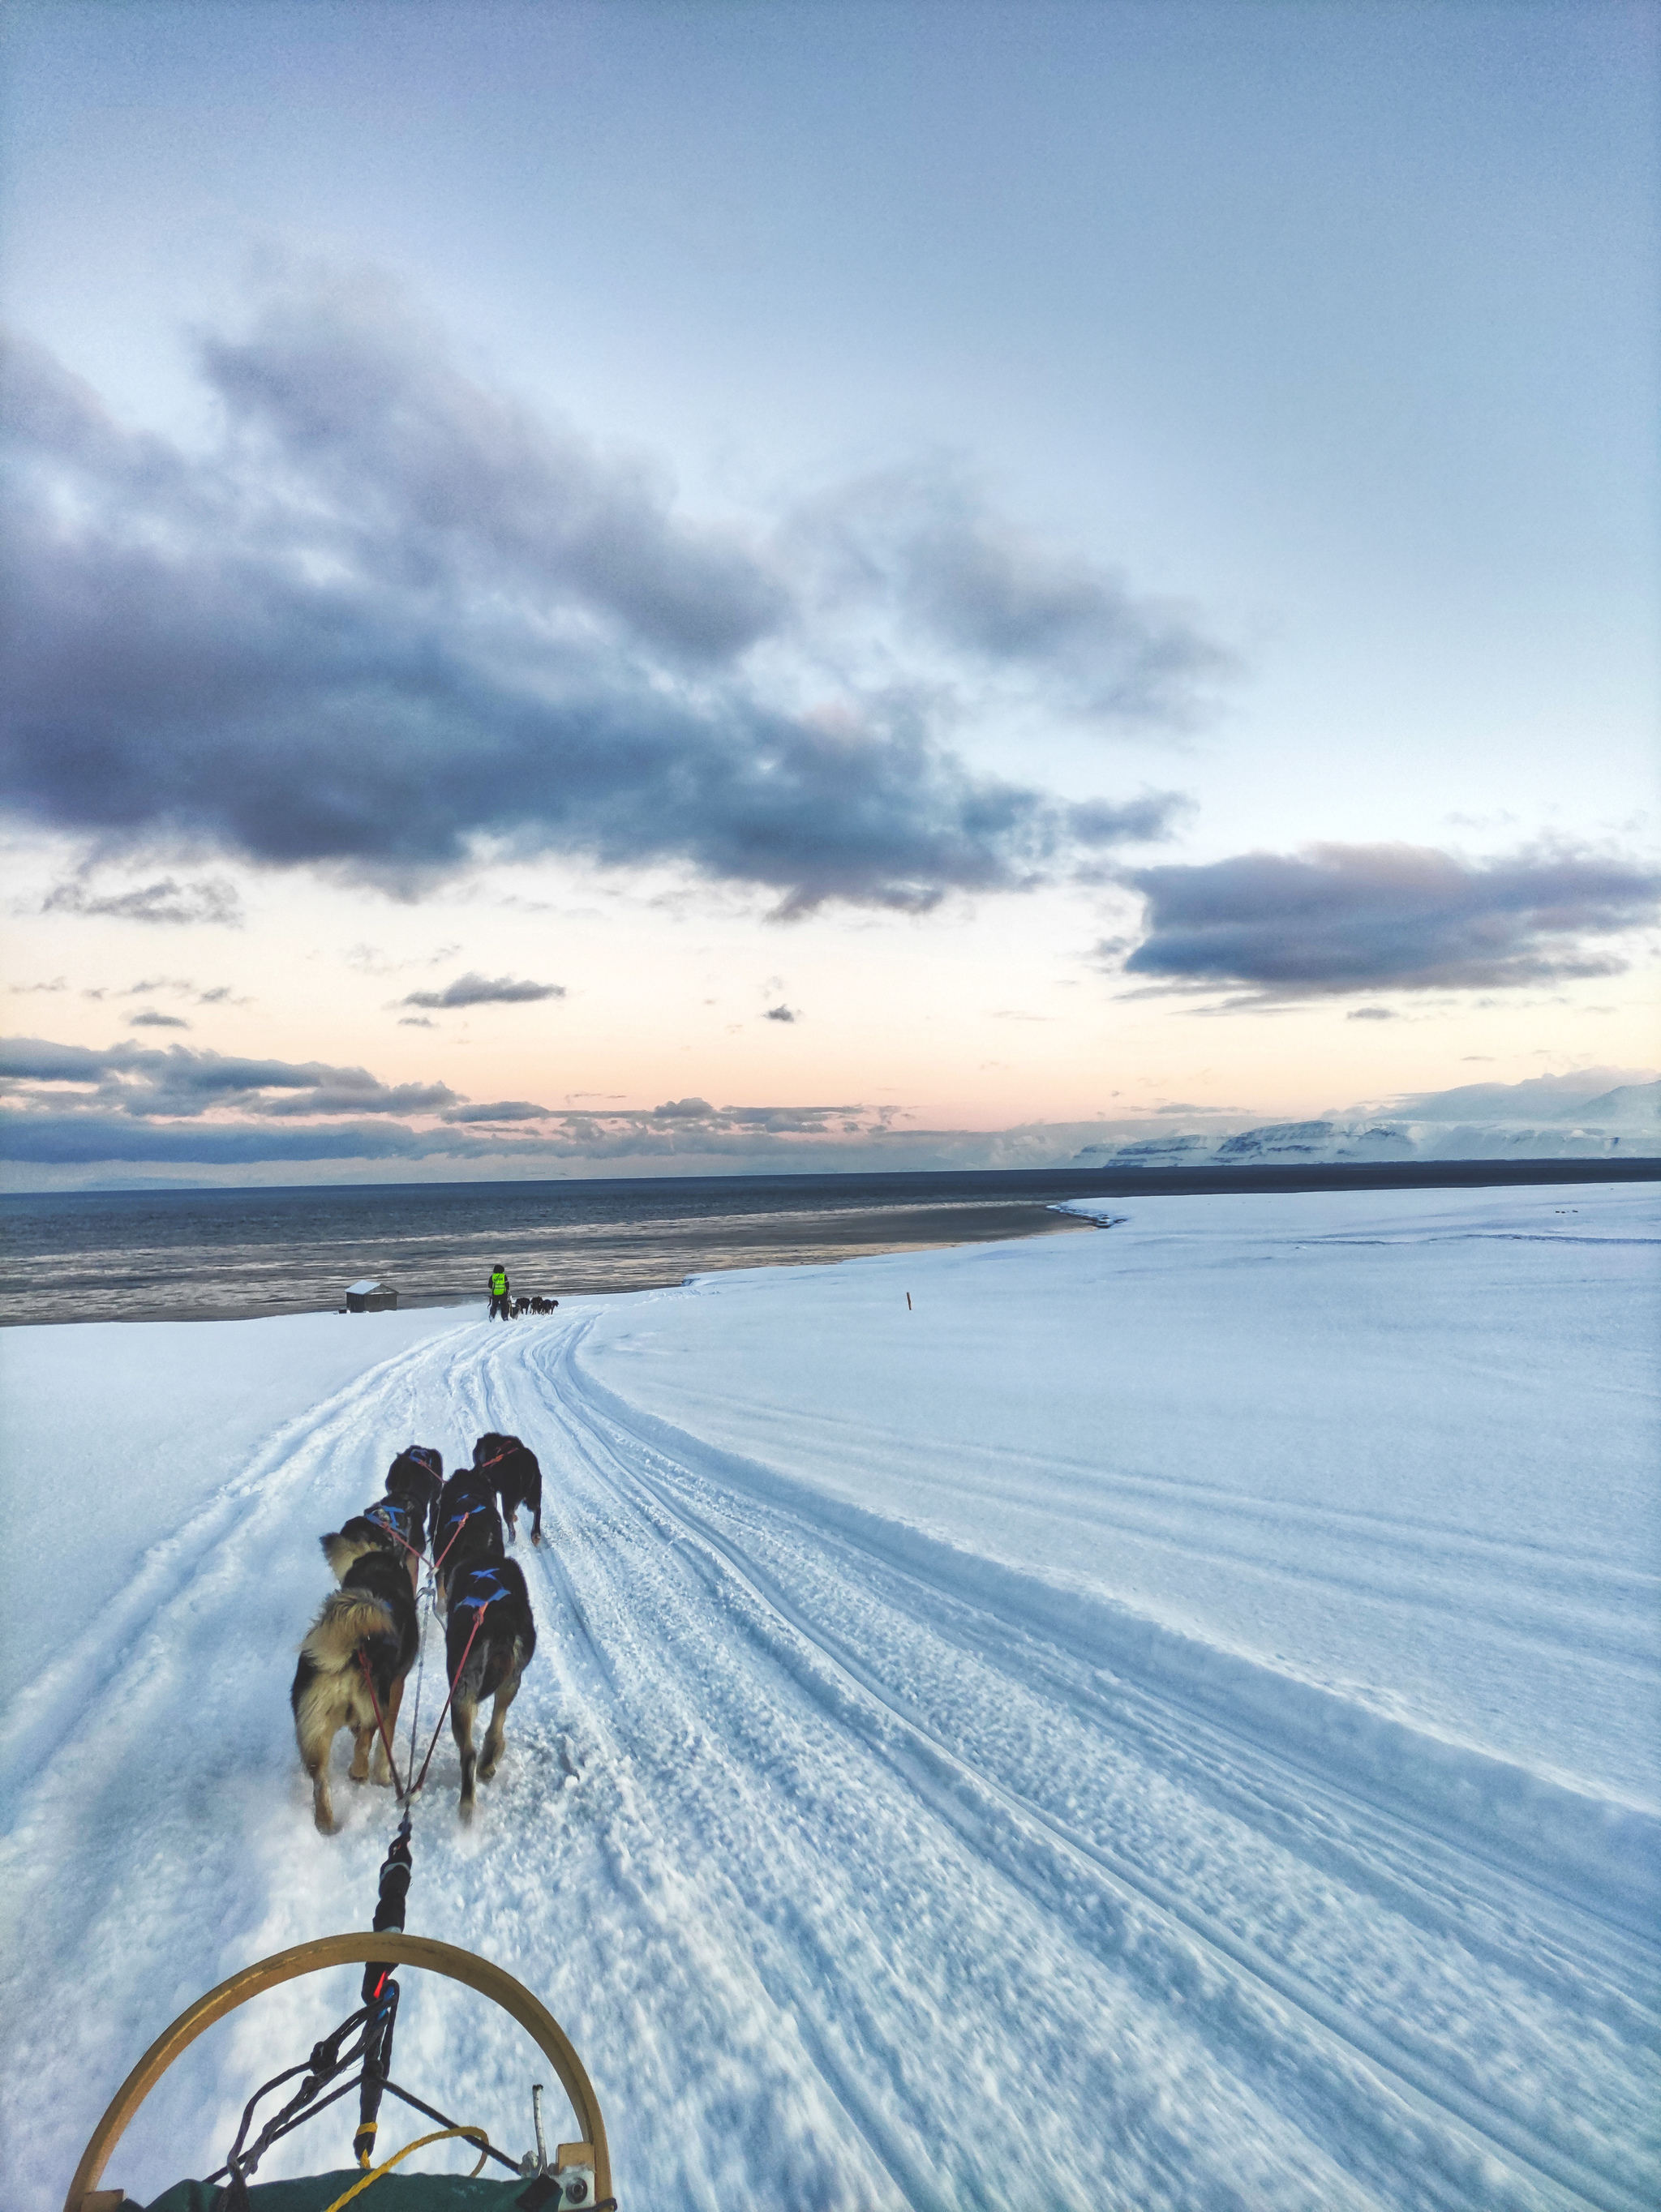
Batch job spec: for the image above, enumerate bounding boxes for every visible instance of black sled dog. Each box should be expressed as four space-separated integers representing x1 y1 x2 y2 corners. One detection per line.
472 1430 544 1547
428 1469 505 1608
291 1550 418 1833
444 1556 536 1818
384 1443 444 1529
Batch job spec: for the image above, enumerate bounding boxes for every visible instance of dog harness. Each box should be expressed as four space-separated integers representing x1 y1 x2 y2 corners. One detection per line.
451 1565 514 1614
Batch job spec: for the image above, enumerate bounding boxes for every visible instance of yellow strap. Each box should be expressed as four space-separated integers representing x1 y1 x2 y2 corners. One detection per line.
322 2124 490 2210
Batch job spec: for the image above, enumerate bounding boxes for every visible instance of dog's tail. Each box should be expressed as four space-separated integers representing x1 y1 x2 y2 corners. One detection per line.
302 1590 396 1670
320 1520 382 1580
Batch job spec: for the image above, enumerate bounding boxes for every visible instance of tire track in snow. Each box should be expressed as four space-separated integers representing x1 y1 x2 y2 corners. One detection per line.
511 1319 1652 2212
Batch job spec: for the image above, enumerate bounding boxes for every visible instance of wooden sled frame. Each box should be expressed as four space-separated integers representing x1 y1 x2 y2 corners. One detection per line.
64 1931 612 2212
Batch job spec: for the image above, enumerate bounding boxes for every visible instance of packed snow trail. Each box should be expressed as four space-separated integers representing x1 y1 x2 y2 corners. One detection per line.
2 1184 1656 2209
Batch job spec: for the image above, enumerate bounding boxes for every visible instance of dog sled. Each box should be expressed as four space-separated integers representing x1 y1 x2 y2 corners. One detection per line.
65 1811 613 2212
65 1438 589 2212
63 1927 612 2212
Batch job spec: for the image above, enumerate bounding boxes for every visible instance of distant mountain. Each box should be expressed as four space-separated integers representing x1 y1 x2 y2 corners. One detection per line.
1071 1080 1660 1169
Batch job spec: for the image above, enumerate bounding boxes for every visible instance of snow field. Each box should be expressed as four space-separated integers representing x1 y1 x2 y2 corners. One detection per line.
1 1181 1656 2210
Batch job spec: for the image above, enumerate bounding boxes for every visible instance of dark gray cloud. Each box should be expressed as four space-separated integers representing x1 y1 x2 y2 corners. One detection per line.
401 971 564 1010
441 1100 552 1124
42 876 243 927
1 300 1187 914
0 1109 464 1167
6 1027 1652 1177
127 1010 190 1029
253 1080 459 1118
764 1005 798 1023
1118 842 1661 1000
0 1034 457 1119
200 286 786 665
0 1029 912 1164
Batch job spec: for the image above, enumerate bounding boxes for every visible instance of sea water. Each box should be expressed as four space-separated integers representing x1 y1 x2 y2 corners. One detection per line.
0 1171 1101 1324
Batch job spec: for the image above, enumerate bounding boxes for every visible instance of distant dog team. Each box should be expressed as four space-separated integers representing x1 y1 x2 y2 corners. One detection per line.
291 1432 541 1831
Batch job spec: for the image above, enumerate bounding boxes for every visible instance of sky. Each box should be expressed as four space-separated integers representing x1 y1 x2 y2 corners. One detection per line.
2 0 1657 1185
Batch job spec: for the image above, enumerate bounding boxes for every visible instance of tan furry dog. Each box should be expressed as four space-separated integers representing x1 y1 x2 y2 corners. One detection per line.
320 1497 424 1591
290 1550 418 1833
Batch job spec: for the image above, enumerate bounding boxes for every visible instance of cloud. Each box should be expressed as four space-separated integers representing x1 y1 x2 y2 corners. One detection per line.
0 1109 464 1167
0 1029 904 1165
10 1026 1650 1178
1118 842 1661 1001
786 464 1233 726
1371 1067 1661 1123
41 876 244 927
397 1014 436 1027
9 979 66 993
0 1034 457 1119
764 1004 798 1022
400 971 564 1010
440 1100 552 1123
1 296 1189 915
254 1079 458 1118
1346 1005 1399 1021
127 1010 190 1029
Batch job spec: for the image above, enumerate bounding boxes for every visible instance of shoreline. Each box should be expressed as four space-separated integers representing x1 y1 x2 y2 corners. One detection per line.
2 1162 1652 1329
0 1201 1097 1328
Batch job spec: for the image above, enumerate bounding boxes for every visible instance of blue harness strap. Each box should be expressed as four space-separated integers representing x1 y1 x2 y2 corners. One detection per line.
452 1566 513 1614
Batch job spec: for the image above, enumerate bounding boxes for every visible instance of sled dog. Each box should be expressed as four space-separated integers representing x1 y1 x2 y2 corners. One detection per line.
384 1444 444 1528
428 1471 505 1607
444 1556 537 1818
320 1497 424 1589
472 1430 543 1547
291 1550 419 1833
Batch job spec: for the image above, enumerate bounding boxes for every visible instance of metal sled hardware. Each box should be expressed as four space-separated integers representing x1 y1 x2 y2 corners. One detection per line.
64 1932 615 2212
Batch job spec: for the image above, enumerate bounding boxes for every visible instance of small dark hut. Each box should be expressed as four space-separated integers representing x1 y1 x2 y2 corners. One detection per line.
345 1278 398 1313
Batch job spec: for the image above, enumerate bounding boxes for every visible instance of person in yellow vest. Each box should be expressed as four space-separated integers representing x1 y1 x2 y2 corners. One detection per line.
487 1264 511 1321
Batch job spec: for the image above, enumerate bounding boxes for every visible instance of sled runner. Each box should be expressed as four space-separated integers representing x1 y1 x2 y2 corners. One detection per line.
62 1930 613 2212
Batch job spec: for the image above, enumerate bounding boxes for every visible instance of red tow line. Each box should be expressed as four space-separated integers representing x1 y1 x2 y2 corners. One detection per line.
355 1650 406 1798
428 1508 474 1582
408 1607 487 1798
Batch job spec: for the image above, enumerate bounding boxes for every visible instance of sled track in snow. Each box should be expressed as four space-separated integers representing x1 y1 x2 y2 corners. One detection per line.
7 1304 1655 2212
489 1313 1656 2212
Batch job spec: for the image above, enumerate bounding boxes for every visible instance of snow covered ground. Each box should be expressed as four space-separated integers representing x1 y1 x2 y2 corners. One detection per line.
2 1181 1656 2210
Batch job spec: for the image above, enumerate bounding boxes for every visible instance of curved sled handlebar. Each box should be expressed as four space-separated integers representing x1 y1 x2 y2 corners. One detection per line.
64 1931 612 2212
